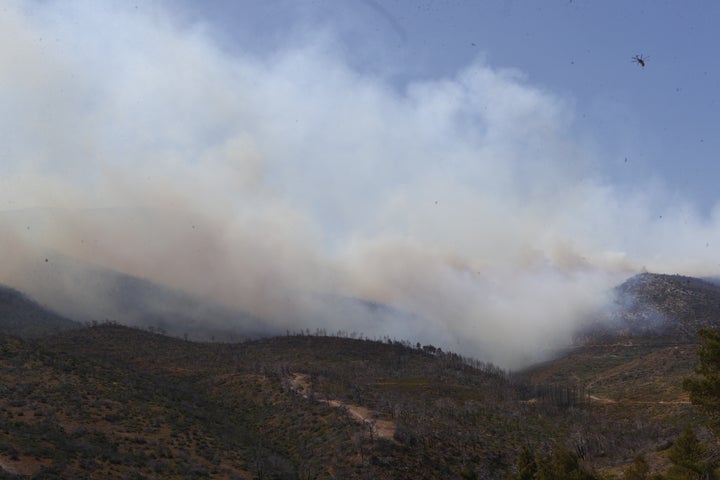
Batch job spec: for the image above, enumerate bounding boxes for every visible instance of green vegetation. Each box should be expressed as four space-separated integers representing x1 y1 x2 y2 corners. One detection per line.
665 427 718 480
508 446 602 480
684 328 720 430
1 272 720 478
0 322 705 479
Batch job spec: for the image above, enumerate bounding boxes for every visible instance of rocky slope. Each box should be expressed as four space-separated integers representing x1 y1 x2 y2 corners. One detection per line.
579 272 720 344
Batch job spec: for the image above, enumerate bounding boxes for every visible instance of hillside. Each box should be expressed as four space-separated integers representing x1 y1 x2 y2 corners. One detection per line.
532 272 720 400
0 324 550 479
524 272 720 474
0 285 79 339
0 326 697 479
534 273 720 408
0 271 719 478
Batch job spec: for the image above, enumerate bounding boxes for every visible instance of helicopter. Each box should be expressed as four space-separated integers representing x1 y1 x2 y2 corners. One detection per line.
632 54 648 67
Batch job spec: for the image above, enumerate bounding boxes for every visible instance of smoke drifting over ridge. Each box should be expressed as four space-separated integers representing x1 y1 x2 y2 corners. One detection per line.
1 2 719 368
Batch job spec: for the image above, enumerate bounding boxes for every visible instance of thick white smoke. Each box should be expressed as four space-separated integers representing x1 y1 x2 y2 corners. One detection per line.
1 1 718 368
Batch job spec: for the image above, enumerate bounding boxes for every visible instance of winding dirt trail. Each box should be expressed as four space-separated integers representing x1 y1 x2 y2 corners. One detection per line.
0 456 39 477
588 394 617 404
0 459 15 475
587 394 690 405
288 373 396 441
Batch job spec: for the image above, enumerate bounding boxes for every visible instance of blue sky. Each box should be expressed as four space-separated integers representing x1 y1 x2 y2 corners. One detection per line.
168 0 720 213
1 0 719 365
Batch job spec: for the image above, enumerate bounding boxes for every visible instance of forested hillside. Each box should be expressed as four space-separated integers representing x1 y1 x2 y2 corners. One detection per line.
1 272 720 478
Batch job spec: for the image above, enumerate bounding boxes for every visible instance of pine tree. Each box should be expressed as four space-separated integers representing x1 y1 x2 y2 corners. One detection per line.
623 454 651 480
683 328 720 429
533 447 600 480
665 427 717 480
510 446 537 480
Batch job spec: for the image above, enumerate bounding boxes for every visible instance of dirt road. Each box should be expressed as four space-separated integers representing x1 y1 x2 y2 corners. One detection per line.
288 373 396 441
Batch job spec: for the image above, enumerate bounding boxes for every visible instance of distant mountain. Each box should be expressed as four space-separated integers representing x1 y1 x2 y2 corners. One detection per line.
578 272 720 344
0 285 79 338
19 254 275 341
0 207 275 341
4 251 425 344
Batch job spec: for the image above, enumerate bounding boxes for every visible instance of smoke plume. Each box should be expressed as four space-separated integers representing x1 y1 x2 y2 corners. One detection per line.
1 1 718 368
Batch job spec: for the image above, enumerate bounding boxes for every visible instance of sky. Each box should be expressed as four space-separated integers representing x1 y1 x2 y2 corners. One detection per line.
167 0 720 214
1 0 719 367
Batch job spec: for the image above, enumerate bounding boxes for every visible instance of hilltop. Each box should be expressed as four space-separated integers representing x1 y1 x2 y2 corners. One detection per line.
581 272 720 343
